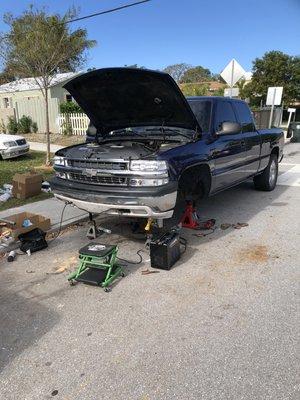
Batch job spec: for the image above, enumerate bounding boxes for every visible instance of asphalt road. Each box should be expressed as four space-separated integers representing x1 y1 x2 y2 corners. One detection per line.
1 143 299 400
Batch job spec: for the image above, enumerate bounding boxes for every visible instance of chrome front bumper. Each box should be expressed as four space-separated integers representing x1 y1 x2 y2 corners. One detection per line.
54 190 177 219
0 144 30 159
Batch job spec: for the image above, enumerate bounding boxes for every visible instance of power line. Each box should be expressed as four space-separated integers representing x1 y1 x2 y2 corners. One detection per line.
65 0 151 24
0 1 151 38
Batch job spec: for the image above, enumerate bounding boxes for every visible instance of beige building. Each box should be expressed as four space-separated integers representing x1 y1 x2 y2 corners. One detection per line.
0 72 81 133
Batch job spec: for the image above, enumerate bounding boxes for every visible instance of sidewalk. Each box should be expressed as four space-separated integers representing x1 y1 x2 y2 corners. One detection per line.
28 141 63 153
0 197 89 253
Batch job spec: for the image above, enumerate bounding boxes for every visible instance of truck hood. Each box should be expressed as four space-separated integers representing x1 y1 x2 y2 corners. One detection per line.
64 68 200 135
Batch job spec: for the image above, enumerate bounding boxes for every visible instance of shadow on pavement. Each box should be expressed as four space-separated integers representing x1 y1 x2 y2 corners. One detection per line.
0 278 60 371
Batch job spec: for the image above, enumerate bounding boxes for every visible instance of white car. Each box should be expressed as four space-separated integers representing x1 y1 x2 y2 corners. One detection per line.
0 134 30 160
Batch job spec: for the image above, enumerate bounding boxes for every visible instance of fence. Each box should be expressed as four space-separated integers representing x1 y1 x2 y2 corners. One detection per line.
252 108 283 129
58 113 89 135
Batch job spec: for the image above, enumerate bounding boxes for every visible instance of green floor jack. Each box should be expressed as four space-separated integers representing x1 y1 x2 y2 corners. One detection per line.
68 243 125 292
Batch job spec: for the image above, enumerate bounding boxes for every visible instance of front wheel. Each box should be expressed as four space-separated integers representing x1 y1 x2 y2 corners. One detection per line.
253 154 278 191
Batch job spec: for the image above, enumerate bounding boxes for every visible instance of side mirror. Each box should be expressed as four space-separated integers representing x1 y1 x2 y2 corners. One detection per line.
217 121 241 135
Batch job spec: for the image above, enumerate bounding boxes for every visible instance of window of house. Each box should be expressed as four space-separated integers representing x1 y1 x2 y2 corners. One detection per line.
3 97 11 108
66 94 73 102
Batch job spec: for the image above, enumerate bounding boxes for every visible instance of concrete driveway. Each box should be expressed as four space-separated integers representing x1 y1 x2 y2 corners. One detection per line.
1 143 299 400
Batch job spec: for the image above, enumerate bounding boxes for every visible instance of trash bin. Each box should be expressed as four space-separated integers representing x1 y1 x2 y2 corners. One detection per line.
287 121 300 142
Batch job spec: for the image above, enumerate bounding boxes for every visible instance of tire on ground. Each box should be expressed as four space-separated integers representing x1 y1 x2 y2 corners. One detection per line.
253 153 278 191
178 165 210 200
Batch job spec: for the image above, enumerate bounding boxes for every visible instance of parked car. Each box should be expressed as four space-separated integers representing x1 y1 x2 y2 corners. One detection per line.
287 121 300 142
0 134 30 160
51 68 284 220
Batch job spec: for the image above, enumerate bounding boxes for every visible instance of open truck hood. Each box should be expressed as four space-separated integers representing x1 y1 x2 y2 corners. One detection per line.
64 68 200 136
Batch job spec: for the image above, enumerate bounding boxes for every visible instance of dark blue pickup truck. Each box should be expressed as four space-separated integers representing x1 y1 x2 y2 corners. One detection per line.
51 68 284 220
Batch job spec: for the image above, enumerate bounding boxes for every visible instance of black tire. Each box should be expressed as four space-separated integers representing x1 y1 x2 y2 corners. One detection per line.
177 169 210 203
253 154 278 191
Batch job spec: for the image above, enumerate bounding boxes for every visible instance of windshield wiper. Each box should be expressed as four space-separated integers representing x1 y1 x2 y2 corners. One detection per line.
106 128 187 142
108 128 146 138
145 127 193 141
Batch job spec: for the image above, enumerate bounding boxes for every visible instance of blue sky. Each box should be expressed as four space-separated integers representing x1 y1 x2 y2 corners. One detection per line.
0 0 299 74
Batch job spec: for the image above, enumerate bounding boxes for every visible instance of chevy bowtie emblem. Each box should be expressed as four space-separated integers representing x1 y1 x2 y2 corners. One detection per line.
83 169 111 177
83 169 98 177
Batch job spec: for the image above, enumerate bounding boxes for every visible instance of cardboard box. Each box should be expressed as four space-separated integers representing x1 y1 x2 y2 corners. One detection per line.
12 171 43 200
0 211 51 239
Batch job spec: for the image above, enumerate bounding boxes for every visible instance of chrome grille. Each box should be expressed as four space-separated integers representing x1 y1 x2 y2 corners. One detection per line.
69 172 127 186
16 139 26 145
67 159 128 170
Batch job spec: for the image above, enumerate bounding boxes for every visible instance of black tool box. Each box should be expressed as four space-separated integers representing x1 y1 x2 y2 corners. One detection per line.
150 230 181 270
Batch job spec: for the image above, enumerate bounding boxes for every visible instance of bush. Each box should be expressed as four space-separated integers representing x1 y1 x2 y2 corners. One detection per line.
7 116 19 134
60 101 83 114
0 118 7 133
31 121 38 133
6 115 38 134
61 119 73 136
18 115 33 134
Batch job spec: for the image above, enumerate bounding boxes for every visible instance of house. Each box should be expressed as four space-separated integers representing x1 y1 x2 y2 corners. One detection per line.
0 72 81 133
0 72 80 108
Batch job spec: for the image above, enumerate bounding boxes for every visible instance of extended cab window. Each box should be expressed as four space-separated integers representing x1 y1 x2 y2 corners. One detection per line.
214 101 237 132
234 101 255 132
187 100 212 132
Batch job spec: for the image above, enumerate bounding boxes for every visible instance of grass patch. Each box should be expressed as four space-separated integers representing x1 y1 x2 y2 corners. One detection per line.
0 151 54 212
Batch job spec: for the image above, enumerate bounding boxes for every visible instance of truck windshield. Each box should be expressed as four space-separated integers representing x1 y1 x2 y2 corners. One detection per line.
187 100 212 132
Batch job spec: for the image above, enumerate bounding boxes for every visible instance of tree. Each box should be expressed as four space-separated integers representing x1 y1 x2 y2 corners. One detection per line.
0 6 96 164
0 67 15 85
163 63 191 82
236 78 247 99
242 51 300 106
180 66 212 83
124 64 146 69
213 87 225 97
180 83 209 97
211 73 222 82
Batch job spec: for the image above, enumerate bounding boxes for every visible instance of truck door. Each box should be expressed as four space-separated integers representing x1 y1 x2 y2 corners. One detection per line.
211 100 248 191
233 101 261 176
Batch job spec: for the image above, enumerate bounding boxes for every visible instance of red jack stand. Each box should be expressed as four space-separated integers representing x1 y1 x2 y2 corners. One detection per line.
180 201 216 230
180 201 200 229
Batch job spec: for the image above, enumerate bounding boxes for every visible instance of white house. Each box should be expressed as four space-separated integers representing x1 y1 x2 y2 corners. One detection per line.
0 72 81 133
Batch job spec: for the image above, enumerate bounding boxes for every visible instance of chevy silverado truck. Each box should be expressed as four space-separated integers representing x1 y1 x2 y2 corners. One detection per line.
51 68 284 220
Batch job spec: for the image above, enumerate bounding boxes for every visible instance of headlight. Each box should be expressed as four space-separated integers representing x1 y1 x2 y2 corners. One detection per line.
53 156 66 166
55 171 68 179
3 141 17 148
130 160 168 172
129 177 169 187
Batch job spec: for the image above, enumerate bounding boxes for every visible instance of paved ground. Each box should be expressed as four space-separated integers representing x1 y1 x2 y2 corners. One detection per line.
0 143 299 400
28 142 64 153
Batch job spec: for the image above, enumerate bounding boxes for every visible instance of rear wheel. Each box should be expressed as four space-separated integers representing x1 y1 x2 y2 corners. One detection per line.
253 154 278 191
